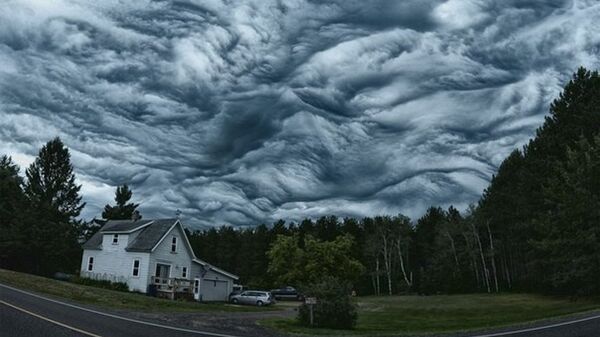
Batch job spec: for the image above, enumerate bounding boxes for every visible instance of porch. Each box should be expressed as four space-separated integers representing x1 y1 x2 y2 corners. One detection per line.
150 276 196 301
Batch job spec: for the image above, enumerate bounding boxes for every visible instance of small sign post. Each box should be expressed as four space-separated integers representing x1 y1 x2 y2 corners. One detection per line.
305 297 317 326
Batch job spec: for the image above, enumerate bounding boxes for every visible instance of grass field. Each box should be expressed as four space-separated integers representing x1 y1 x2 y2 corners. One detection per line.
3 268 599 335
0 268 275 313
262 293 600 336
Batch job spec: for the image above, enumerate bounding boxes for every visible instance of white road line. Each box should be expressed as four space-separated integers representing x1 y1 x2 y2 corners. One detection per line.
0 283 242 337
3 283 598 337
1 299 103 337
468 313 600 337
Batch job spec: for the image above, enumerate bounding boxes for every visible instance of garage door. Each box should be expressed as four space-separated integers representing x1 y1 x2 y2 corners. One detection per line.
201 279 229 301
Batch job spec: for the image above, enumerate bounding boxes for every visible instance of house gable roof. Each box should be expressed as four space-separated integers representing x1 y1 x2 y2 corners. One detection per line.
81 218 175 251
126 219 178 252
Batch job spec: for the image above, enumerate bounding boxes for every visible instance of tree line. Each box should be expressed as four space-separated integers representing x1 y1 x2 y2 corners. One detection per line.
189 67 600 296
1 67 598 297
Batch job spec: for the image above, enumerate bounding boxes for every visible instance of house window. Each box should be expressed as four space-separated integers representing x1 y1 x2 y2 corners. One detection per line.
132 259 140 277
171 237 177 253
182 267 187 278
87 256 94 271
112 234 119 244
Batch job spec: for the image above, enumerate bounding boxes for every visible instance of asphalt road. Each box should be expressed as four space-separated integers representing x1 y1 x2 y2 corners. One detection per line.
459 314 600 337
1 282 599 337
0 283 244 337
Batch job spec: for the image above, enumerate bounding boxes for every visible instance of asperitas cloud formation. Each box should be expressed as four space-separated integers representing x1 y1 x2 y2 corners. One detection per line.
1 0 599 228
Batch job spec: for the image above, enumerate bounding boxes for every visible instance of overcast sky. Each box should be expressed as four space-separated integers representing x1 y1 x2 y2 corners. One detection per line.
1 0 599 228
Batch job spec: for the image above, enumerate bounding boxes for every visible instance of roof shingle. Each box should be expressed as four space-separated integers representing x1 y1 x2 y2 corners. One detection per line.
81 230 103 250
126 219 178 252
80 218 178 252
101 219 153 233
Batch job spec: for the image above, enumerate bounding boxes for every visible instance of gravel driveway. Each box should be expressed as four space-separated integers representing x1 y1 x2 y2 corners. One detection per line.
118 303 300 337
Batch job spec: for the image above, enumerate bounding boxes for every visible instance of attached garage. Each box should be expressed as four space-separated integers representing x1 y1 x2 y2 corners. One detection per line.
201 279 229 301
191 258 237 302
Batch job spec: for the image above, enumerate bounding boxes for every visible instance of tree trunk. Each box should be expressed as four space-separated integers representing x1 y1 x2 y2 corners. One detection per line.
445 229 459 267
371 273 376 295
371 257 378 295
381 233 393 295
387 266 392 295
471 222 491 293
375 257 381 295
486 222 499 293
501 250 512 289
396 239 412 287
463 232 481 290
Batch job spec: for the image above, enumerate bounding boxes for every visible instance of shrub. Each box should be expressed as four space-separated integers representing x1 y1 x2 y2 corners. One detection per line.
298 277 358 329
70 276 129 292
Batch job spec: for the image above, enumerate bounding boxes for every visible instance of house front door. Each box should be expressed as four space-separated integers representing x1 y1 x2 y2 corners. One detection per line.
155 263 170 286
193 278 201 301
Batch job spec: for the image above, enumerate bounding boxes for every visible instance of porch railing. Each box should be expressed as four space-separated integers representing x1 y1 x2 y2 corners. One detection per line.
150 276 193 300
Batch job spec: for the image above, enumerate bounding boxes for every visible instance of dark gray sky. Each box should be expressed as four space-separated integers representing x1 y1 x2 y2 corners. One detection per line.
1 0 599 228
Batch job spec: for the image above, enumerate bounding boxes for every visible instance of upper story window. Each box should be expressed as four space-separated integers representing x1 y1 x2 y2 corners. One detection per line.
132 259 140 277
112 234 119 245
171 237 177 253
87 256 94 271
182 267 187 278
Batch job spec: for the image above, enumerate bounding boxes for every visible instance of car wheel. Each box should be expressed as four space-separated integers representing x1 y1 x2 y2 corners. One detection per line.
231 298 239 304
256 300 264 307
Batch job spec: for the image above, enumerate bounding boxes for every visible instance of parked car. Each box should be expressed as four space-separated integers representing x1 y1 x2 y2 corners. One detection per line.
229 290 275 306
270 286 304 301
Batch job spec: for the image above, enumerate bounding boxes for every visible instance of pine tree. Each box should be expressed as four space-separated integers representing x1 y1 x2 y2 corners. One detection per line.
102 184 141 220
24 138 85 275
0 156 29 270
532 136 600 295
474 67 600 294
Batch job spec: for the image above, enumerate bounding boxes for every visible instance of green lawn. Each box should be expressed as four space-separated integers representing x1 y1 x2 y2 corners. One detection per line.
0 268 275 313
262 293 600 336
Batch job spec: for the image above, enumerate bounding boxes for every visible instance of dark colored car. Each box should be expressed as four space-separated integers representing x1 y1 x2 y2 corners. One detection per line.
270 286 304 301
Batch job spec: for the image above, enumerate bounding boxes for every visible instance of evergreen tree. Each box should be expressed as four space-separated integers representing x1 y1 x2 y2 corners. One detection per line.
531 136 600 295
475 67 600 294
413 207 446 294
0 156 29 270
24 138 85 275
102 184 141 220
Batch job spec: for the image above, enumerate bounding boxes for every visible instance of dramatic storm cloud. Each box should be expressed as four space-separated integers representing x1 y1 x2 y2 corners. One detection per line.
1 0 599 228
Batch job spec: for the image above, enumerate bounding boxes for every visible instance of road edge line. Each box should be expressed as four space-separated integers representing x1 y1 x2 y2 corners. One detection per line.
468 312 600 337
1 299 103 337
0 283 242 337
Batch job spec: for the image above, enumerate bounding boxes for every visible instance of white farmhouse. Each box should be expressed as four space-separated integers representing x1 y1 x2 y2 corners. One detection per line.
80 218 238 302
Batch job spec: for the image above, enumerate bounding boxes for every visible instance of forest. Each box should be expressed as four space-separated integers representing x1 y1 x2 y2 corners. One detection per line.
1 67 598 296
191 67 600 296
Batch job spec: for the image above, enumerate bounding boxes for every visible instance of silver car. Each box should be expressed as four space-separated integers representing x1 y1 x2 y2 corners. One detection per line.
229 290 275 306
